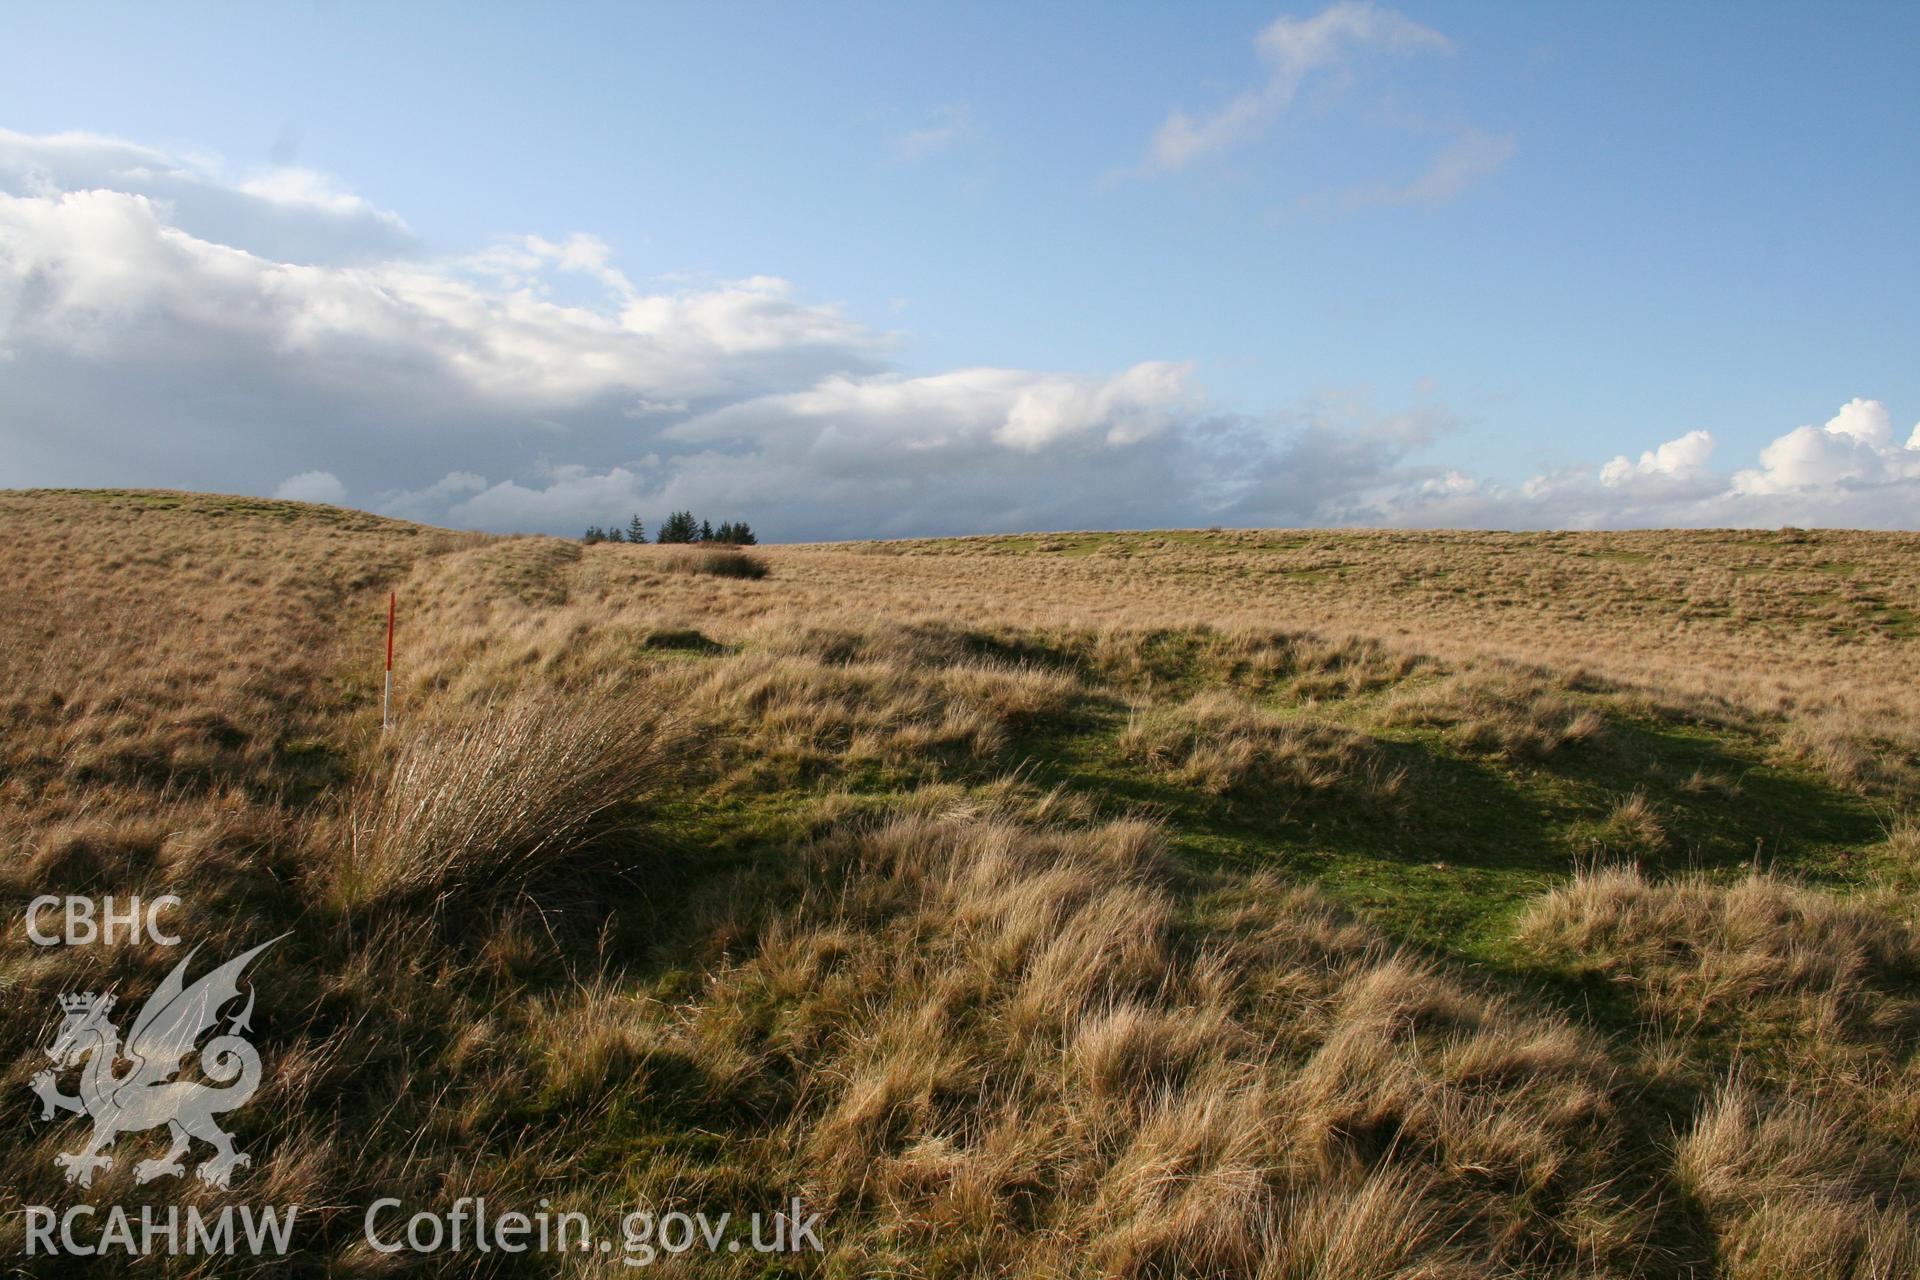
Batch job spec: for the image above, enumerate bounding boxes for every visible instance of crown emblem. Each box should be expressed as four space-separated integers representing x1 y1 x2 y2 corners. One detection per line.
59 992 113 1015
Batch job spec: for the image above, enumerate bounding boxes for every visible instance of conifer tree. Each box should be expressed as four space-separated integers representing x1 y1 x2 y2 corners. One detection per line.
658 510 699 543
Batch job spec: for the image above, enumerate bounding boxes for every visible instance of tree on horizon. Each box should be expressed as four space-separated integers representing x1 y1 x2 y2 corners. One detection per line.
658 510 700 543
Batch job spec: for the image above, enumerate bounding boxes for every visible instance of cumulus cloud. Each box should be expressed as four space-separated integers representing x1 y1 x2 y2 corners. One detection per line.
451 388 1460 539
0 127 414 264
674 362 1201 456
1369 402 1920 530
0 183 877 409
1732 398 1920 495
1600 428 1715 486
0 128 1238 538
1 126 1916 538
273 469 346 504
1136 2 1451 175
0 164 888 504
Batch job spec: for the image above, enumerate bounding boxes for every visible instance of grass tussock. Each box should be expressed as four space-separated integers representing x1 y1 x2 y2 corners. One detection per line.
1677 1081 1920 1279
1589 790 1670 856
1777 720 1920 798
1085 629 1429 701
1120 689 1402 801
694 638 1081 779
646 806 1644 1274
1520 863 1920 1269
1886 810 1920 866
1378 670 1608 761
660 544 770 578
341 683 680 901
1519 864 1920 1036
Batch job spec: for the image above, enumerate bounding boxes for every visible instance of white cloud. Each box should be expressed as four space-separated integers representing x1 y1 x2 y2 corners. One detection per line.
1420 469 1478 496
1600 428 1715 487
1371 403 1920 530
0 128 1229 536
236 168 397 222
1334 128 1515 209
0 186 881 406
1731 399 1920 496
273 469 346 504
2 127 1917 538
1823 396 1895 446
0 127 413 264
895 104 976 160
1134 6 1509 211
667 360 1199 459
0 140 890 519
1137 2 1450 175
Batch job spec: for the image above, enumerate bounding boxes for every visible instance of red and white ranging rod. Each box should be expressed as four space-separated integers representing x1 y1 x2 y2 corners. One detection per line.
383 590 396 730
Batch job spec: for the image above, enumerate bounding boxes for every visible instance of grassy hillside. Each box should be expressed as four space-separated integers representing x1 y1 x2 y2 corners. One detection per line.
3 488 1919 1277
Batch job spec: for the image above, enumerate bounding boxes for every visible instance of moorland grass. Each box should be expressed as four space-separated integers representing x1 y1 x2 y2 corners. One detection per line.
1 488 1917 1276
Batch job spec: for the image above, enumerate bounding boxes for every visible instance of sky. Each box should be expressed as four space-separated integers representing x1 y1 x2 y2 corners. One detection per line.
1 1 1916 539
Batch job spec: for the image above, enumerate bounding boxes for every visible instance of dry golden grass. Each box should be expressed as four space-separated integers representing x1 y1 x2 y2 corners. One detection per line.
1 488 1918 1276
1520 864 1920 1042
1677 1082 1920 1280
1378 669 1609 762
769 528 1920 799
1120 689 1401 801
661 805 1646 1275
1522 864 1920 1275
690 640 1080 783
340 684 683 902
658 544 770 578
1592 791 1671 857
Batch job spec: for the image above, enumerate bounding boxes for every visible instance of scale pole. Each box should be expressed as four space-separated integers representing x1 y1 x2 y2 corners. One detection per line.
383 590 395 730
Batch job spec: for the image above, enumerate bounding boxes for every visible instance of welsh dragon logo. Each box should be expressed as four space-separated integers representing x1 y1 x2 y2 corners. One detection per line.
30 937 282 1190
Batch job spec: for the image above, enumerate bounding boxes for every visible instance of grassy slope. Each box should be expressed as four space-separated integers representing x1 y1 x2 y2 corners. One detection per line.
2 489 1918 1277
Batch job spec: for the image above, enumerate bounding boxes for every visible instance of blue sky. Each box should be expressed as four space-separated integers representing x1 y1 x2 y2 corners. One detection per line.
1 2 1916 536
